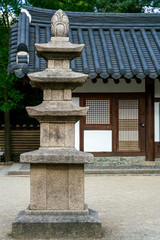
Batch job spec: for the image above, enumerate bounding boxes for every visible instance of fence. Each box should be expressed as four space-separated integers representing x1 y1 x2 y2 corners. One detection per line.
0 126 40 162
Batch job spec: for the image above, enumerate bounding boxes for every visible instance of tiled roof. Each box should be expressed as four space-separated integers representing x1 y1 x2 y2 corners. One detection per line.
9 5 160 80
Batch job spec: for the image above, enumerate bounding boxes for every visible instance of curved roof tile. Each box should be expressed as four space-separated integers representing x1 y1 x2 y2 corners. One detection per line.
99 28 113 75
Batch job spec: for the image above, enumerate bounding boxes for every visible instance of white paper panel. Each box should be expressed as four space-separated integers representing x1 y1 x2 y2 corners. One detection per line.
155 102 160 142
72 97 80 150
84 130 112 152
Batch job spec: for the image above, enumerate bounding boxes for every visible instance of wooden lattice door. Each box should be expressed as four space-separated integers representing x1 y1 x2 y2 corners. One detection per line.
118 99 145 152
79 94 145 155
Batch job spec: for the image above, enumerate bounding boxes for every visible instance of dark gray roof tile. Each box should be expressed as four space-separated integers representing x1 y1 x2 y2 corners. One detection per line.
120 29 137 75
77 28 89 74
130 29 150 76
35 25 40 71
99 28 113 74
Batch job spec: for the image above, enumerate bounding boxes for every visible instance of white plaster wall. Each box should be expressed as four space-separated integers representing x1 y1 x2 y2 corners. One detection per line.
72 97 80 150
84 130 112 152
74 79 160 98
155 102 160 142
74 77 160 97
74 78 145 93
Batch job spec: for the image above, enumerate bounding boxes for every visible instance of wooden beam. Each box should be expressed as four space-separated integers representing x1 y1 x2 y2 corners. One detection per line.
145 78 155 161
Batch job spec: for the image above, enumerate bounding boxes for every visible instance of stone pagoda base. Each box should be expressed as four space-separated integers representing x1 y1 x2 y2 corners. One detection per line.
12 208 101 239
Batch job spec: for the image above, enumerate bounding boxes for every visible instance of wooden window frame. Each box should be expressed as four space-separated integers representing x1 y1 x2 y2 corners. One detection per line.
83 97 112 130
74 92 146 156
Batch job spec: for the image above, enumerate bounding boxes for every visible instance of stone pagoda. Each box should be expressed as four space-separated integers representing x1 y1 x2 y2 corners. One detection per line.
12 10 101 239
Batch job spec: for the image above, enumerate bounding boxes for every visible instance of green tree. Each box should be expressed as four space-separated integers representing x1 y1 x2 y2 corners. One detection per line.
25 0 160 13
95 0 160 13
0 0 23 162
25 0 96 12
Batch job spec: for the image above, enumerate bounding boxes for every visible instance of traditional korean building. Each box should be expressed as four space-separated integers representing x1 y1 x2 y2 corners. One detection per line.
7 5 160 162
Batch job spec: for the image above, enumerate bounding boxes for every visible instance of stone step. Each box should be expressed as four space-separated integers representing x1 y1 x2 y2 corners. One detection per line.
5 163 160 176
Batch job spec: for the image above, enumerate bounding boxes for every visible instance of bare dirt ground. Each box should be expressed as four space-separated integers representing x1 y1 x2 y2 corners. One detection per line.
0 175 160 240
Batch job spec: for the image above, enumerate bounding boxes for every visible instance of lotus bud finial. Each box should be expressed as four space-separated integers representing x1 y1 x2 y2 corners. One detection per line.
51 9 69 37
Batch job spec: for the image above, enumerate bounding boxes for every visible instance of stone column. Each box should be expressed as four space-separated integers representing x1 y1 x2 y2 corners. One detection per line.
12 10 101 239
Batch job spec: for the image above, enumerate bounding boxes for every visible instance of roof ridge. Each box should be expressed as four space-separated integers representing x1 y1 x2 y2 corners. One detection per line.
22 5 160 17
22 5 160 26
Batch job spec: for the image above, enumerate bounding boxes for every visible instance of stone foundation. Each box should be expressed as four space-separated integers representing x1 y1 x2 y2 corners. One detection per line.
12 209 101 239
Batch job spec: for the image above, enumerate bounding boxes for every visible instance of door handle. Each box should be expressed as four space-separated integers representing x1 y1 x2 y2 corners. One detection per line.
139 123 145 127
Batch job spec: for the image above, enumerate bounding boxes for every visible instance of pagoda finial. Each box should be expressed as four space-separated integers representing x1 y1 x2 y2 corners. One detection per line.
51 9 69 37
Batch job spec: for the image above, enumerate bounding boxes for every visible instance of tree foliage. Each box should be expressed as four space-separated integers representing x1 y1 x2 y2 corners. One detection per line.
25 0 95 12
25 0 160 13
95 0 160 13
0 0 23 112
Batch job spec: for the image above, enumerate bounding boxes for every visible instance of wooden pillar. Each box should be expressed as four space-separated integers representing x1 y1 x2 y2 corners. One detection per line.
145 78 155 161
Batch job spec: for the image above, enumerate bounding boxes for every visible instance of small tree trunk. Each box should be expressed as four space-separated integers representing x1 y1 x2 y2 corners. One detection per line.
4 111 11 162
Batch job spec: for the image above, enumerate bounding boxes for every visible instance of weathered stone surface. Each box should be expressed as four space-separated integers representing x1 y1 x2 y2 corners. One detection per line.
25 204 89 215
20 147 93 164
51 10 69 37
30 164 85 210
48 59 70 69
35 38 84 61
12 209 102 239
28 69 88 90
69 165 84 210
43 89 72 101
64 89 71 100
26 100 88 123
30 164 46 210
46 164 69 210
43 89 52 100
43 89 63 101
40 123 75 147
29 68 87 81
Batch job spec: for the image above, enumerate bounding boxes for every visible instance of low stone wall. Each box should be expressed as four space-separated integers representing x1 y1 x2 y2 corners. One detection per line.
85 157 160 168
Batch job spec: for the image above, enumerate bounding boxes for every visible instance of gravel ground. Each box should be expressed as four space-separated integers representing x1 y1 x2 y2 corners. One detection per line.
0 175 160 240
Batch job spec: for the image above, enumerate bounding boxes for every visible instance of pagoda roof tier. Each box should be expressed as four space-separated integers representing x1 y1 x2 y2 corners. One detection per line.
20 147 93 164
28 69 88 90
35 38 84 61
26 101 88 123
